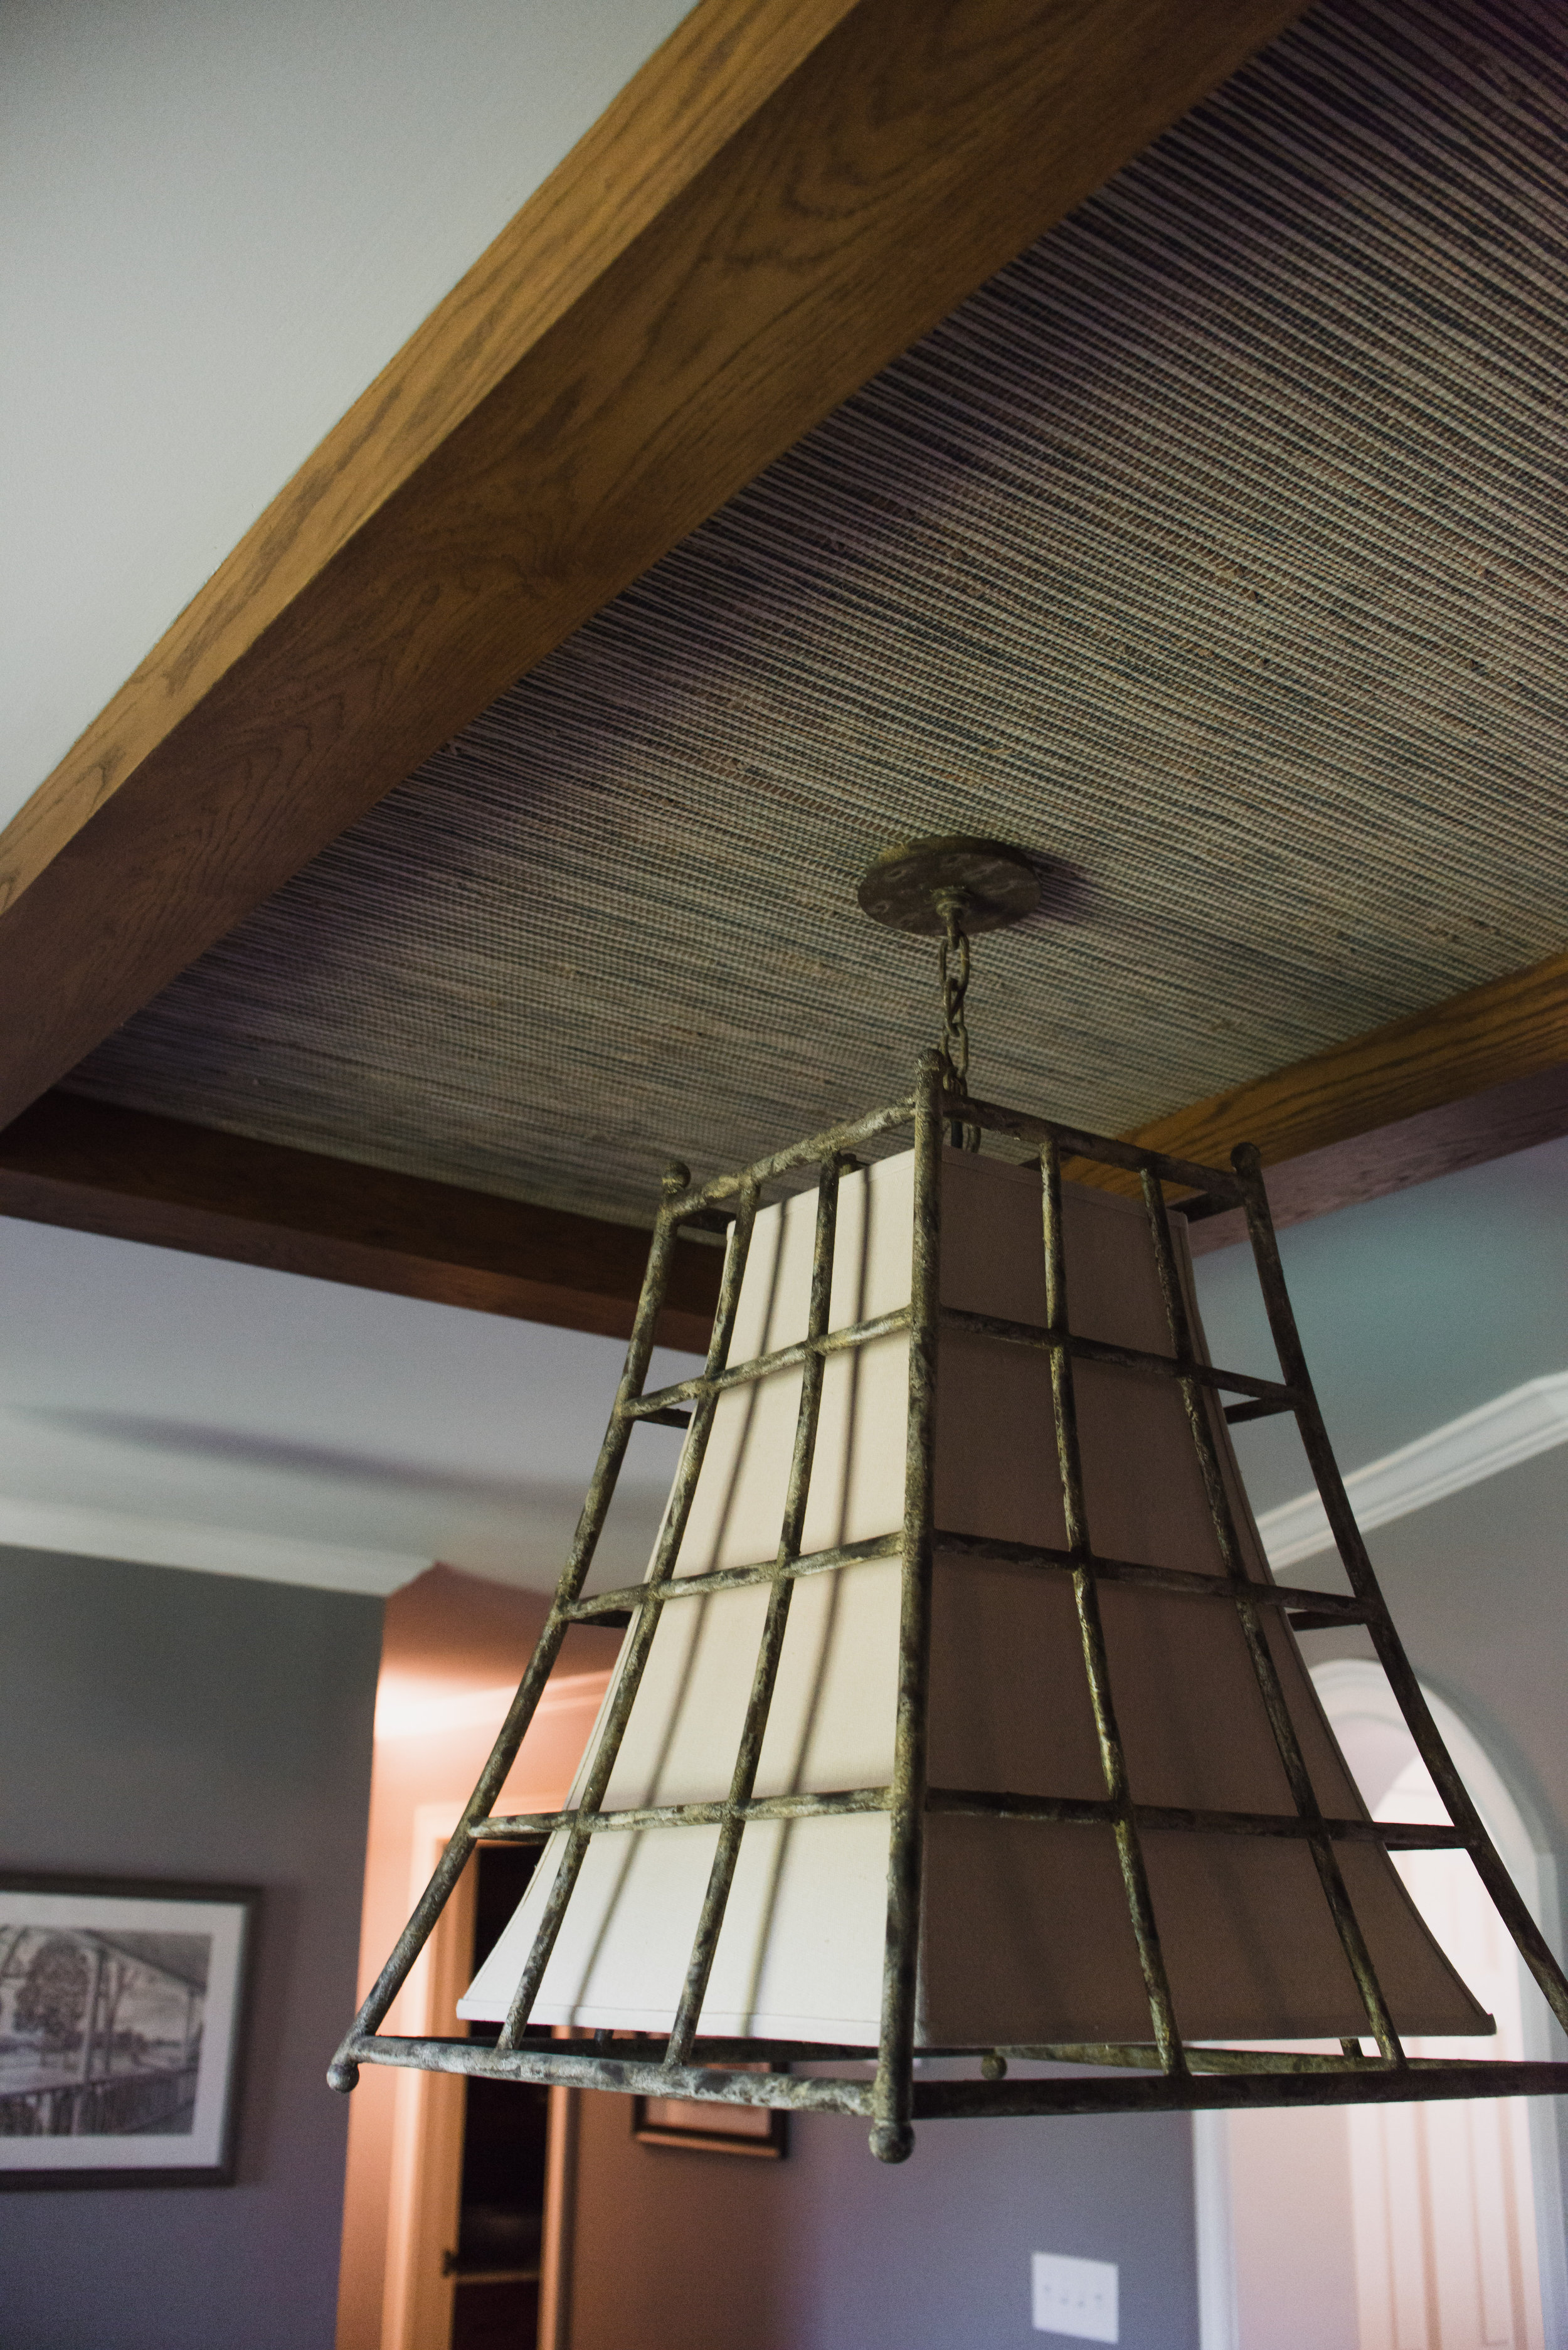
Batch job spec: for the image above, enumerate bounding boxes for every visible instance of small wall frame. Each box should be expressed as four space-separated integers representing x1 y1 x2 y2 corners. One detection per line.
634 2065 788 2159
0 1871 257 2189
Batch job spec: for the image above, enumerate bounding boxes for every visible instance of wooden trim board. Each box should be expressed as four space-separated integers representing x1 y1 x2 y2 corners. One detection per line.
1125 947 1568 1183
0 0 1306 1127
1183 1054 1568 1256
0 1092 721 1352
4 950 1565 1339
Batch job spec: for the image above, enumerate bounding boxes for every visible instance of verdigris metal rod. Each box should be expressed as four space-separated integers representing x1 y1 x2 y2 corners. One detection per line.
665 1097 916 1213
564 1529 1370 1625
955 1090 1243 1205
665 1156 845 2065
1140 1164 1406 2064
479 1785 895 1839
562 1530 903 1620
496 1181 761 2050
473 1784 1469 1849
939 1303 1296 1406
913 2063 1568 2120
924 1788 1470 1848
327 1170 688 2093
623 1305 909 1418
872 1051 945 2163
337 2033 1568 2112
930 1529 1369 1620
1041 1136 1186 2076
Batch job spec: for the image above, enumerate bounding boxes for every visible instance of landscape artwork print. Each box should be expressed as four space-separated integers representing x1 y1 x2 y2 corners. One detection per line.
0 1876 255 2186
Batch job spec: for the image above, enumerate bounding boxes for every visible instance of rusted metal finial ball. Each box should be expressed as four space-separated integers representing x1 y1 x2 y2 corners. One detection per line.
856 836 1039 938
870 2120 916 2163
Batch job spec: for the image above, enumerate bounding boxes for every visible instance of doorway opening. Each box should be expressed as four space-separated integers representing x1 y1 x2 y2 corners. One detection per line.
1195 1662 1568 2350
449 1842 548 2350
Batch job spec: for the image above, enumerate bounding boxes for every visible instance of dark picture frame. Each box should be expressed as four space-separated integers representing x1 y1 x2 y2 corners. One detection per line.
0 1871 258 2189
632 2063 788 2159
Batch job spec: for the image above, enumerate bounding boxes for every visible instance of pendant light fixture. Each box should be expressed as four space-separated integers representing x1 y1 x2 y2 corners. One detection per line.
331 836 1568 2161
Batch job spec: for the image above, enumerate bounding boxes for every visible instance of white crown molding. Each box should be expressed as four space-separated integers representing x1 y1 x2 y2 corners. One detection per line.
1257 1372 1568 1569
0 1492 429 1595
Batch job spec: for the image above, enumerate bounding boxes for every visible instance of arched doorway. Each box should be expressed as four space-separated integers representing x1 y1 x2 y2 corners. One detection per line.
1194 1662 1567 2350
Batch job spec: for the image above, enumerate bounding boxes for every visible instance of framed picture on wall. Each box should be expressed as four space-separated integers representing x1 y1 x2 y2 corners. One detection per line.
633 2062 788 2159
0 1871 257 2189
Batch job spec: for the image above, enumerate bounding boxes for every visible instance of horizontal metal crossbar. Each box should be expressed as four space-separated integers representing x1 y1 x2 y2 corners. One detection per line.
940 1305 1299 1406
339 2034 1568 2117
347 2035 876 2110
926 1789 1470 1849
1004 2043 1478 2074
913 2065 1568 2119
565 1531 903 1620
622 1304 1291 1428
909 1532 1369 1622
955 1095 1245 1206
621 1307 911 1420
477 1785 893 1838
665 1097 917 1215
565 1527 1369 1626
473 1783 1466 1852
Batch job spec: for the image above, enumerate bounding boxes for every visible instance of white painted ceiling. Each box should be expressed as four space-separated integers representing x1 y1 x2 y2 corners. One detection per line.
0 0 692 826
0 1216 693 1593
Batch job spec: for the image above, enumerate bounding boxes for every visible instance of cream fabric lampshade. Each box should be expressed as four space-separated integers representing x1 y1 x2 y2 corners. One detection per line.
461 1149 1487 2048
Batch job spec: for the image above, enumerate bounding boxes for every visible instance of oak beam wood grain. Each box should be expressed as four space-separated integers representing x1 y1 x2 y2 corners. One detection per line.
1070 946 1568 1233
1183 1060 1568 1257
0 0 1306 1127
0 1093 721 1352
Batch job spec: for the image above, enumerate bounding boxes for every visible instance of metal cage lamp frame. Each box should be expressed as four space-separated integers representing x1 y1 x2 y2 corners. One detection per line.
330 843 1568 2162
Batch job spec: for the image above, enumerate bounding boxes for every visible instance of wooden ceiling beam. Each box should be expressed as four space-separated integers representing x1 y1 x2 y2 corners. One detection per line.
0 1093 721 1353
5 949 1565 1333
1079 946 1568 1238
0 0 1305 1127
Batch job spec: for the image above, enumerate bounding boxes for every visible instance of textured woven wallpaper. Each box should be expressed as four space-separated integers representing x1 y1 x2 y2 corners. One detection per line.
71 0 1568 1227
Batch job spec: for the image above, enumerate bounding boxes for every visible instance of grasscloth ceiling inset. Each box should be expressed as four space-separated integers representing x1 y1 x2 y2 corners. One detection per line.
70 0 1568 1229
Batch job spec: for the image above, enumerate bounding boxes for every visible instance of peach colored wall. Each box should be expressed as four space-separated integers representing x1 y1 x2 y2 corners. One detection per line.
336 1567 616 2350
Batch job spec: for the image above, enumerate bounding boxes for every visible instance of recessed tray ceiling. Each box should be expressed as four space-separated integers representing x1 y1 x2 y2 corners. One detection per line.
68 0 1568 1230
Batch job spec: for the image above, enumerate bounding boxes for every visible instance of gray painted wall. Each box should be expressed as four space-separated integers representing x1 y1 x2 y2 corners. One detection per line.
567 2076 1199 2349
1194 1132 1568 1511
0 1546 381 2350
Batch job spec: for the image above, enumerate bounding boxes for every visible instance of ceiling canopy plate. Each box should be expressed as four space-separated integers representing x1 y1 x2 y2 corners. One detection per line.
856 836 1040 937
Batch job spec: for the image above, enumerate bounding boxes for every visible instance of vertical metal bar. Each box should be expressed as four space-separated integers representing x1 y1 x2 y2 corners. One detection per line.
1042 1137 1186 2073
497 1178 763 2050
330 1172 690 2087
665 1156 845 2065
872 1050 945 2162
1140 1165 1404 2063
1233 1141 1568 2041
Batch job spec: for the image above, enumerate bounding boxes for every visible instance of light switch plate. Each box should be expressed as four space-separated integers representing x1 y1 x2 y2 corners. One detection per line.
1031 2252 1119 2341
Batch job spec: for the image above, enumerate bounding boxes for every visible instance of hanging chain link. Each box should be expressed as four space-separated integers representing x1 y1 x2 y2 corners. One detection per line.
935 889 981 1151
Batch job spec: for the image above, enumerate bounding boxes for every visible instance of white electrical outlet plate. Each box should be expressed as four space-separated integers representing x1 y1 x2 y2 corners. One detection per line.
1031 2252 1119 2342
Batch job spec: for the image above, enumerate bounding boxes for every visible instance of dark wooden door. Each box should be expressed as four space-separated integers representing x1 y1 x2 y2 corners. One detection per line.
449 1844 548 2350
